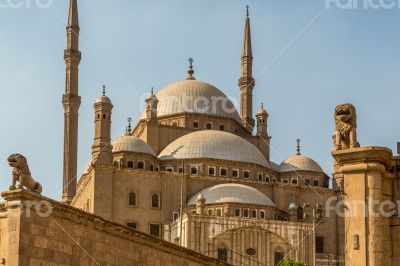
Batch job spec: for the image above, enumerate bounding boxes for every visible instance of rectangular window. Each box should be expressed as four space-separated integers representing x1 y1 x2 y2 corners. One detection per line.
251 210 257 218
127 161 134 168
243 171 250 179
206 123 212 129
219 124 225 131
243 209 249 218
292 179 298 184
173 212 179 221
217 248 228 262
260 211 265 219
150 224 161 238
232 169 238 178
127 222 137 229
258 173 263 181
220 168 227 176
208 167 215 176
316 236 324 253
305 179 310 185
166 167 173 172
235 209 241 217
274 252 284 266
314 180 319 186
191 167 198 175
193 121 199 128
137 161 144 169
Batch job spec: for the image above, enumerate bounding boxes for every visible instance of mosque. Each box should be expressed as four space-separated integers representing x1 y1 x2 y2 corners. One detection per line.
0 1 357 265
57 1 345 265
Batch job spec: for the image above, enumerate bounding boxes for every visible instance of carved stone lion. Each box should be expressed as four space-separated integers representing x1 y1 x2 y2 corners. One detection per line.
333 103 360 151
7 154 42 194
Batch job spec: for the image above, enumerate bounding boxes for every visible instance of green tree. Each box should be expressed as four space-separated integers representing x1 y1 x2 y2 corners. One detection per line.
278 259 308 266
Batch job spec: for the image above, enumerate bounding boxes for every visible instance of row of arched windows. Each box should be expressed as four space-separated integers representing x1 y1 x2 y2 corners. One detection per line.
128 192 160 208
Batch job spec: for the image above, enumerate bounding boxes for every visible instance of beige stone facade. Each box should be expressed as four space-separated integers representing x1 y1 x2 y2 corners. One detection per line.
3 1 375 266
0 190 229 266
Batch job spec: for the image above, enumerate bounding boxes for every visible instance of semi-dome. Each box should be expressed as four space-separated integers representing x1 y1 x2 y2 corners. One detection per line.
158 130 269 167
140 79 241 122
279 155 323 173
187 183 275 206
112 134 156 156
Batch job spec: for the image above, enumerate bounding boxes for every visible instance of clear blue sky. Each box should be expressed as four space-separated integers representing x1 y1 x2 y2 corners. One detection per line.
0 0 399 199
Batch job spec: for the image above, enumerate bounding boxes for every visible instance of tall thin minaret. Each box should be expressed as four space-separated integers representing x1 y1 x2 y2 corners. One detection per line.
239 6 255 132
62 0 81 204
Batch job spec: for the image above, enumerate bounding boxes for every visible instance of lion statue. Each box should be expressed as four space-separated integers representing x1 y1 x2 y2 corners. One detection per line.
7 154 42 194
333 103 360 151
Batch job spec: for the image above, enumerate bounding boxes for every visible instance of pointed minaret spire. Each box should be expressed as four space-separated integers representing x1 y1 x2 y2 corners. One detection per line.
296 138 301 155
239 5 255 132
243 5 252 58
62 0 82 204
187 57 195 80
68 0 79 28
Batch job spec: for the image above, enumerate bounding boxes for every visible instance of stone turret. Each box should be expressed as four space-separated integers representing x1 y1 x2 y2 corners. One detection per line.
92 86 113 166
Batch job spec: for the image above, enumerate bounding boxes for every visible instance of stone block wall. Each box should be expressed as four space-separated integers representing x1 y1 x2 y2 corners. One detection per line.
0 190 229 266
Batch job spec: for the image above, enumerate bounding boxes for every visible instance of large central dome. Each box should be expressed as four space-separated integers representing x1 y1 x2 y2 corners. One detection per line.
141 79 241 122
158 130 269 167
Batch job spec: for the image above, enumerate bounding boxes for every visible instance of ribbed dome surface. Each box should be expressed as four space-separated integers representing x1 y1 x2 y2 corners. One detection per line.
140 80 241 122
187 183 275 206
279 155 323 173
158 130 269 167
112 135 156 156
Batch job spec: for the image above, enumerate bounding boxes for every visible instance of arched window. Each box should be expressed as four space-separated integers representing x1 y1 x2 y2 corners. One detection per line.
129 193 136 206
297 207 304 220
150 164 154 171
127 161 134 168
151 194 160 208
217 209 222 216
208 209 213 216
102 114 106 119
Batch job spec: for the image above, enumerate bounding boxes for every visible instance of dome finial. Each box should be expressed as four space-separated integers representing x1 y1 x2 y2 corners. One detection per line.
296 138 301 155
246 5 249 18
102 85 106 96
187 57 195 80
127 117 132 135
261 102 264 109
151 87 154 95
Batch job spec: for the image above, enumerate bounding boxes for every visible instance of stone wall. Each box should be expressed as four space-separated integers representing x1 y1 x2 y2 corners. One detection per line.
0 189 229 266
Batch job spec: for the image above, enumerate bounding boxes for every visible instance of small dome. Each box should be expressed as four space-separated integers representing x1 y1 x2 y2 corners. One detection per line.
140 80 241 122
187 183 275 206
158 130 269 167
95 95 112 104
279 155 323 173
256 103 267 115
112 135 156 156
288 203 298 210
